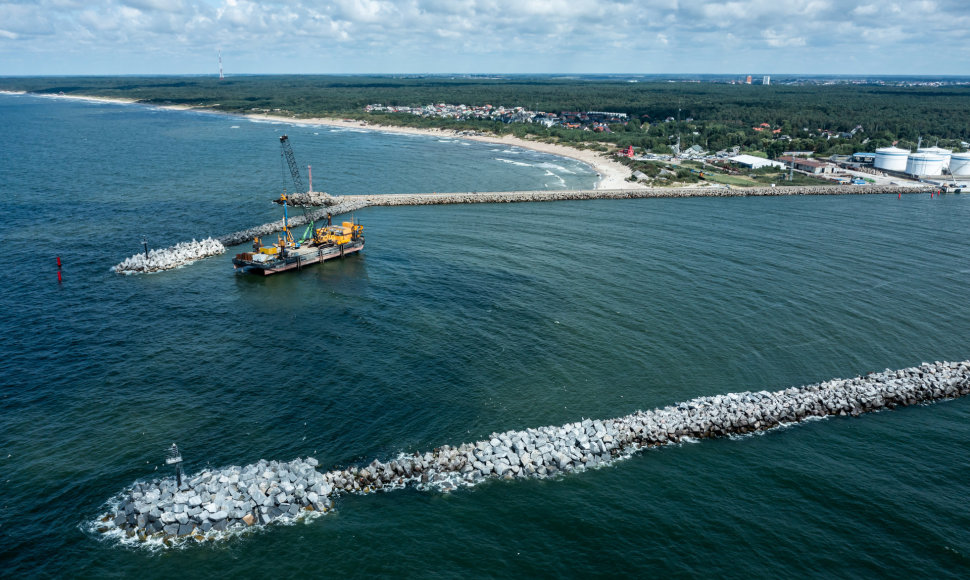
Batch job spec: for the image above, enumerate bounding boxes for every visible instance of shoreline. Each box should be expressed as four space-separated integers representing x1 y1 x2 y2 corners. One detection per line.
2 91 939 193
269 115 643 190
1 90 640 190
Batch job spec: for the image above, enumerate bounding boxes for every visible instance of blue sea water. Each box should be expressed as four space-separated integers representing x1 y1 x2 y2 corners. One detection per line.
1 93 970 578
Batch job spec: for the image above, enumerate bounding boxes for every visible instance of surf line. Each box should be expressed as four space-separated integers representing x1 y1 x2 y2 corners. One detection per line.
95 360 970 546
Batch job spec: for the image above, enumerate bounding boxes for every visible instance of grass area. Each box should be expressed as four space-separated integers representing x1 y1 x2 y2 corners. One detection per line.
675 160 834 187
701 173 758 186
752 172 832 186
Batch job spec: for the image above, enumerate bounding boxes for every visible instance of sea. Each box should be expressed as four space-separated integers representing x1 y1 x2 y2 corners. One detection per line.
2 92 969 578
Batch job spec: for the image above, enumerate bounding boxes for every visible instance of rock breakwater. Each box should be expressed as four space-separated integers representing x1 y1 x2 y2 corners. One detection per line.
98 457 332 544
335 184 934 208
111 200 367 274
111 238 225 274
97 360 970 546
217 199 369 248
112 185 935 274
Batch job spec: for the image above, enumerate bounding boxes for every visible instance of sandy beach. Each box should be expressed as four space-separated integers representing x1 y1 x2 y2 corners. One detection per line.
267 115 642 190
2 91 640 190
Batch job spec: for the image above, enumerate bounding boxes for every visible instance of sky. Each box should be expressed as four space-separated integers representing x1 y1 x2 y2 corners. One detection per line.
1 0 969 76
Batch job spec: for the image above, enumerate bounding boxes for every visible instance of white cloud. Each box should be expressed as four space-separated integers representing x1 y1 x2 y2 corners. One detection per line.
762 28 806 48
0 0 968 74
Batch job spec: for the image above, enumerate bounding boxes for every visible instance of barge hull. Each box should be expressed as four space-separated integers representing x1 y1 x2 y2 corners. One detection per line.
233 242 363 275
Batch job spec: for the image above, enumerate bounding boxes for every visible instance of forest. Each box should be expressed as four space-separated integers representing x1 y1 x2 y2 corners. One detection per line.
2 75 968 157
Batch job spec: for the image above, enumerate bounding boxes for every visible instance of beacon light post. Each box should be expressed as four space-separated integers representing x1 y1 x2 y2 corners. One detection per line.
166 443 184 487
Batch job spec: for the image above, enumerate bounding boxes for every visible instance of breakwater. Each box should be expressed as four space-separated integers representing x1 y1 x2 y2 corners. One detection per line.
112 185 935 273
110 200 367 274
111 238 225 274
97 360 970 546
334 184 934 208
217 199 370 247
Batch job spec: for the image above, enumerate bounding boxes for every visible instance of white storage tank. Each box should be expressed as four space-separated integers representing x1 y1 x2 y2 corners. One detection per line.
950 152 970 176
917 146 952 169
905 152 945 176
874 146 909 171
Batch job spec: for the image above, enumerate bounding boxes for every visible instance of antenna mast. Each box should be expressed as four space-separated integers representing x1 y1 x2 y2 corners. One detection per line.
219 50 224 80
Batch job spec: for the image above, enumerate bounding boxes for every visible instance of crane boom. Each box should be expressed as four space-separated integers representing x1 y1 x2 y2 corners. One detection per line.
279 135 306 193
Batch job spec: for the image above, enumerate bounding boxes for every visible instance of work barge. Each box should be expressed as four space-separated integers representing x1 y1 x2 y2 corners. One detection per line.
232 205 364 276
231 135 364 275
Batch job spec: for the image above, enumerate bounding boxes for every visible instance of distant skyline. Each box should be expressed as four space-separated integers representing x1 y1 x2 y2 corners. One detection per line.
2 0 969 76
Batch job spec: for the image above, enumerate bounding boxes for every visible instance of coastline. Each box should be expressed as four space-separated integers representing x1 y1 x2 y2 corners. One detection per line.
1 90 639 190
272 115 643 190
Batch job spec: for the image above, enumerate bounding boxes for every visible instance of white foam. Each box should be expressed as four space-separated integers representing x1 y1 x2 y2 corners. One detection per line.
495 158 533 168
537 162 576 175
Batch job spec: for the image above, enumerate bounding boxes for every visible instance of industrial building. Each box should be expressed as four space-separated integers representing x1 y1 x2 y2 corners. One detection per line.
778 156 837 174
728 154 785 170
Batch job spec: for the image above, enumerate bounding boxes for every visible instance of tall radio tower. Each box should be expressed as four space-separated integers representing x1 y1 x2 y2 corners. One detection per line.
219 49 224 80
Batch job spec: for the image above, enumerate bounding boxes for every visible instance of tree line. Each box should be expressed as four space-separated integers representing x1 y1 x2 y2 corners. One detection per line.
2 75 967 156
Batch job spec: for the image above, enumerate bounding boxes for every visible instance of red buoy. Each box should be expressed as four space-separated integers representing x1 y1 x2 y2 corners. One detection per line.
57 271 62 283
57 256 61 268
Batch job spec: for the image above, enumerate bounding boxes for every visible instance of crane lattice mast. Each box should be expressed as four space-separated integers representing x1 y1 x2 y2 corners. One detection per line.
279 135 306 193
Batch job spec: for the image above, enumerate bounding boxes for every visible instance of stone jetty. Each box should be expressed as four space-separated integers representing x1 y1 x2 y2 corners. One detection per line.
98 360 970 546
327 184 934 209
111 238 225 274
217 199 369 247
111 200 367 274
112 185 935 274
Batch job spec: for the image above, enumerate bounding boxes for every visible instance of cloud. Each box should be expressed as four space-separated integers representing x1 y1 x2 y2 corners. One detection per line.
0 0 968 74
762 29 806 48
852 4 878 16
